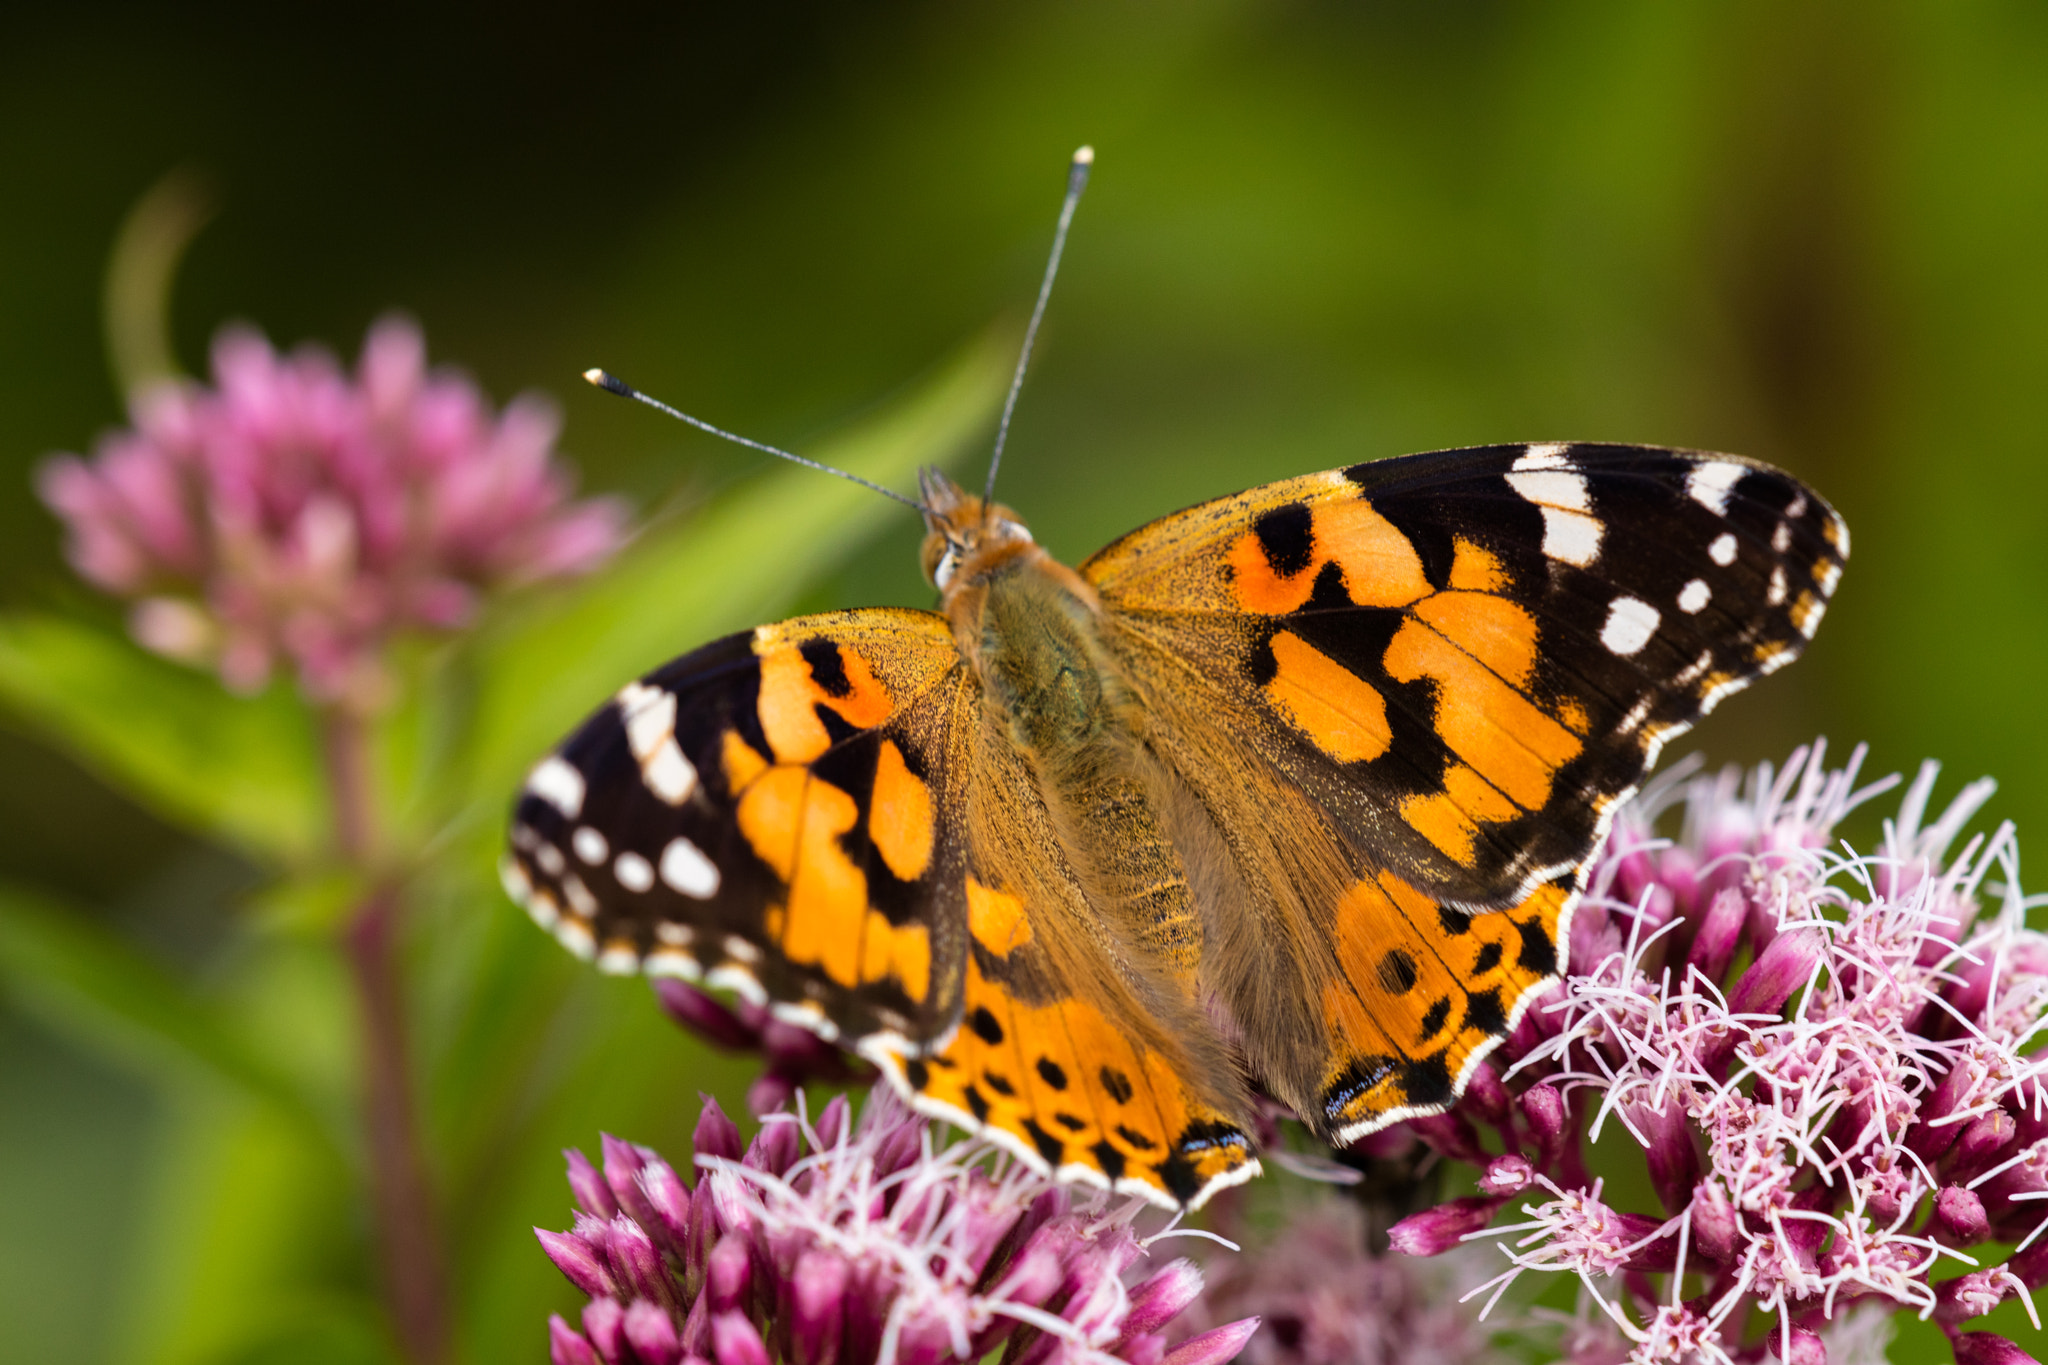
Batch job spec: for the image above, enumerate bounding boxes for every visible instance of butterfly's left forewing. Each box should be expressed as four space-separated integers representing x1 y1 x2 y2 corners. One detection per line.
505 608 974 1048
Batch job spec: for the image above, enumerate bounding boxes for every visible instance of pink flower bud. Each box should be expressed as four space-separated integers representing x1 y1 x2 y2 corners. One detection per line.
624 1299 683 1365
1729 926 1822 1016
582 1297 627 1365
1766 1323 1826 1365
991 1238 1066 1308
1687 887 1748 984
1460 1060 1513 1128
536 1228 615 1299
1937 1186 1992 1243
1623 1099 1699 1215
1937 1269 2014 1326
567 1148 620 1220
1161 1319 1260 1365
1387 1195 1502 1256
1521 1083 1568 1171
550 1314 603 1365
743 1115 803 1176
605 1214 674 1308
1952 1332 2043 1365
638 1158 693 1252
1956 1110 2019 1181
1121 1260 1206 1340
1689 1180 1738 1264
705 1232 752 1313
710 1311 772 1365
1480 1154 1536 1196
813 1094 851 1150
693 1097 743 1165
788 1248 848 1365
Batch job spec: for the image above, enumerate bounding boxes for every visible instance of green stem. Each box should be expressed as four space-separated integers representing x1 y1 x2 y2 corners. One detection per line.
325 708 447 1365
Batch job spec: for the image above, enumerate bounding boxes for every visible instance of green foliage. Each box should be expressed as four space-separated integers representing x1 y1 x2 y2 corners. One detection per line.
0 615 325 862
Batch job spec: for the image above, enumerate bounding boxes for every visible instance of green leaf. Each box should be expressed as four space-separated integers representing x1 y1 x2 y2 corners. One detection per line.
0 884 335 1153
460 331 1010 801
0 616 324 862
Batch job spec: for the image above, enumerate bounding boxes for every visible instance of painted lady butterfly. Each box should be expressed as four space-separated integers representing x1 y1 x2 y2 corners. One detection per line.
502 155 1847 1210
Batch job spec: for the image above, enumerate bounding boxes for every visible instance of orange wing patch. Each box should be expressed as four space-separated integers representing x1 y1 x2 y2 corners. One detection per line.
871 931 1258 1209
727 727 935 1005
710 620 965 1008
1263 631 1392 764
755 632 895 764
1318 872 1569 1140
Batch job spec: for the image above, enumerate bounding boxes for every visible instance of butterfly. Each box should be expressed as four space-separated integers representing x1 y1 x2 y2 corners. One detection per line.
502 436 1846 1209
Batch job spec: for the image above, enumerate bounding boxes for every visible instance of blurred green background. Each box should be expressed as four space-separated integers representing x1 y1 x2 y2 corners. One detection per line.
4 3 2047 1363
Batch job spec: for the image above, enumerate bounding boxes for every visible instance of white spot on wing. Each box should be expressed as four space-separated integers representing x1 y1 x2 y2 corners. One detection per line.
724 936 763 966
1677 649 1713 686
523 889 561 931
1773 521 1792 553
1768 565 1788 606
614 851 655 892
554 918 595 961
526 756 586 818
655 922 696 946
645 947 702 980
535 843 565 876
705 963 766 1005
1816 560 1842 596
1677 579 1710 614
562 874 599 917
644 747 698 804
1709 533 1738 566
1601 596 1661 656
597 944 641 975
660 837 720 899
1514 443 1572 469
1794 596 1826 639
1539 507 1602 566
1686 461 1746 515
1505 468 1590 511
618 682 698 805
572 826 608 864
498 858 532 905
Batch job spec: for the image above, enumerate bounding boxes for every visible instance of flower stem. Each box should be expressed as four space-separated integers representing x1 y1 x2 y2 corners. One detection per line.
325 708 448 1365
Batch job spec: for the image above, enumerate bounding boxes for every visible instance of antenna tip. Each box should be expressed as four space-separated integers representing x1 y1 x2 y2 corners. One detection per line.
1071 145 1095 166
584 368 632 396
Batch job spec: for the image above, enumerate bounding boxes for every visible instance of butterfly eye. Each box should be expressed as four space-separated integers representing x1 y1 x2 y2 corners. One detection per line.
934 547 962 590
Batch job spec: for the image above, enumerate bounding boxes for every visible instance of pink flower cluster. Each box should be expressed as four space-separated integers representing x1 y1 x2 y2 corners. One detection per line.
39 317 626 705
1390 743 2048 1365
538 1090 1259 1365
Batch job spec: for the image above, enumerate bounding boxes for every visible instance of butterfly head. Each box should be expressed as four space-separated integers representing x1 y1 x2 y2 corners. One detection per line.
918 467 1036 595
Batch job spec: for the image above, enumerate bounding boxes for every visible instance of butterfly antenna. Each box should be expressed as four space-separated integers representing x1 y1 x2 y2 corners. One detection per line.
583 369 928 513
981 144 1094 512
